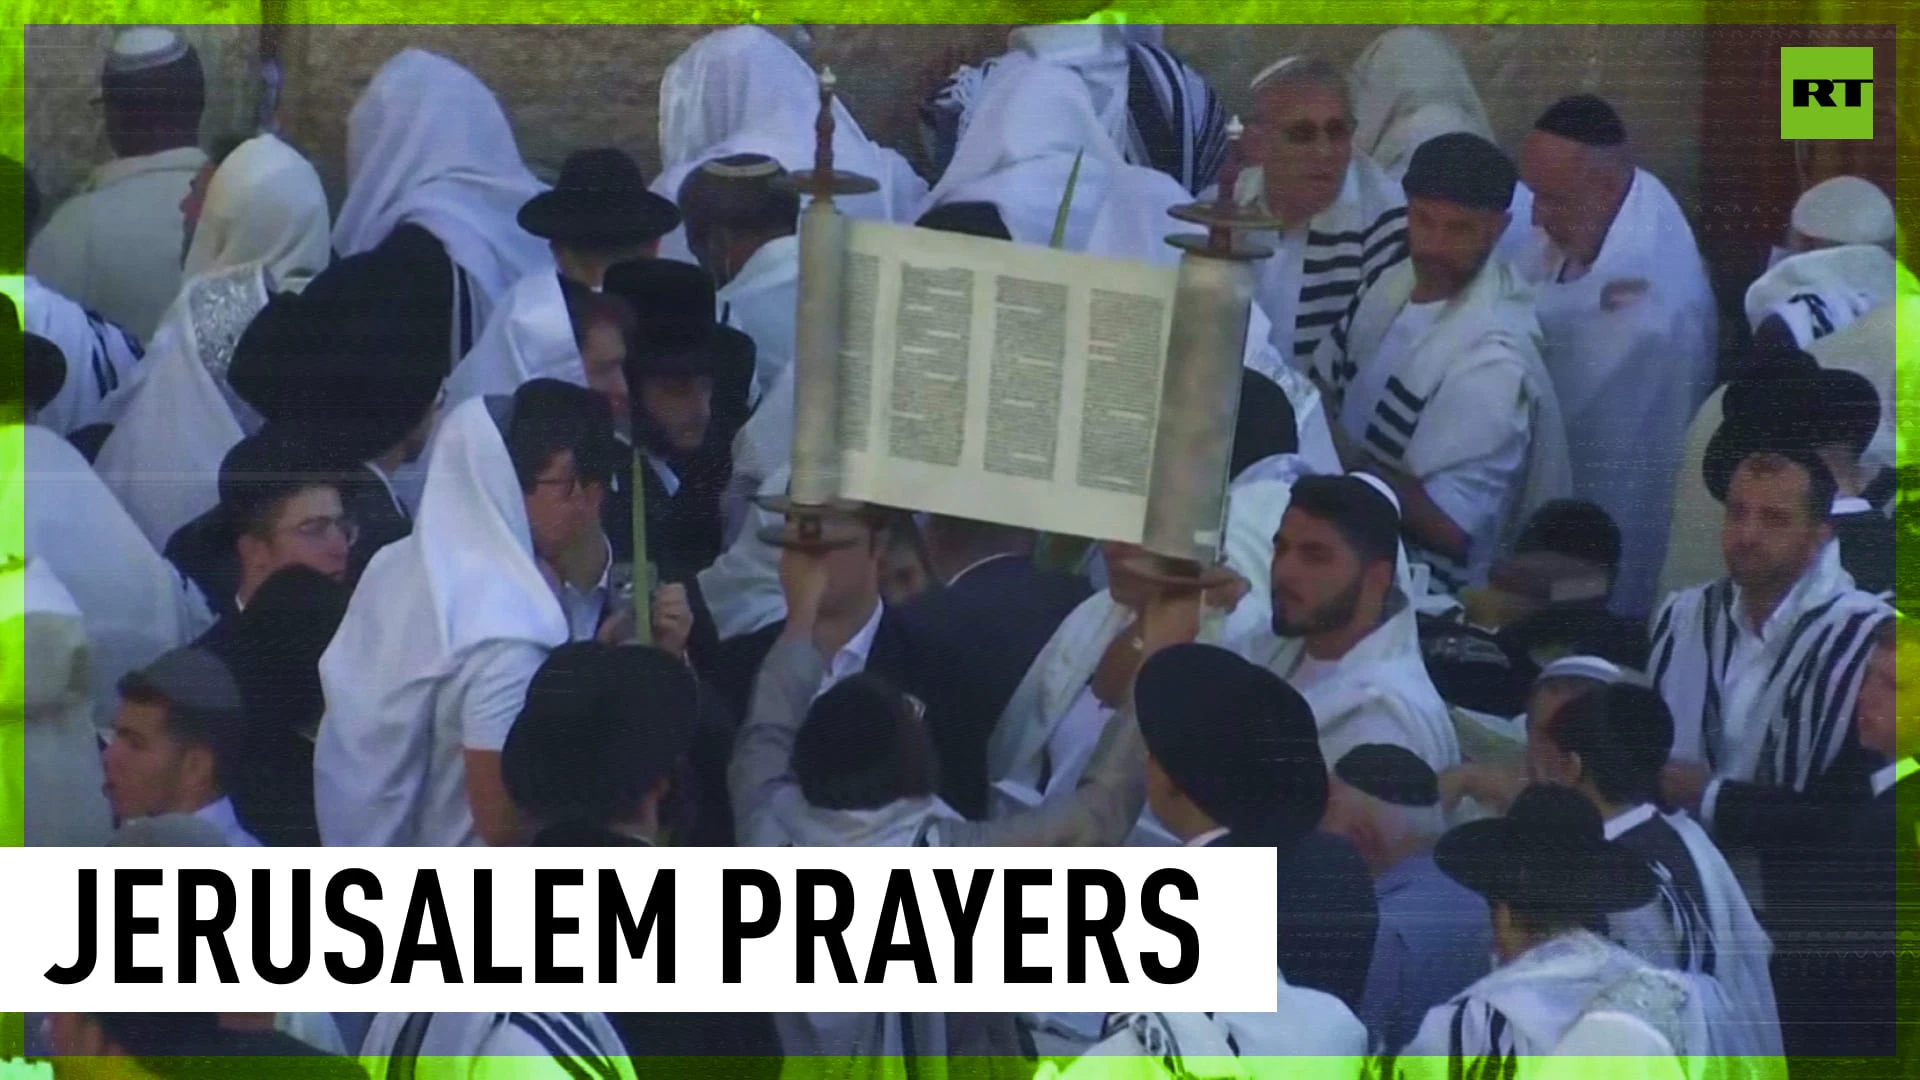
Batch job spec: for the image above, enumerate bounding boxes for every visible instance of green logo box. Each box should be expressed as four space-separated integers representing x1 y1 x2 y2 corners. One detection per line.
1779 46 1875 139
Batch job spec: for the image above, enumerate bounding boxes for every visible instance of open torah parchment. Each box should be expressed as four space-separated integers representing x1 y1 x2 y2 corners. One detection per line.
834 220 1179 543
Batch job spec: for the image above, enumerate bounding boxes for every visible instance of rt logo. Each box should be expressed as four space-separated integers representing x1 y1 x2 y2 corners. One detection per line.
1780 47 1874 139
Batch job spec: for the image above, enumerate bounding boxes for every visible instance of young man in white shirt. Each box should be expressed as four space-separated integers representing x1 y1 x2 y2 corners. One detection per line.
102 647 260 847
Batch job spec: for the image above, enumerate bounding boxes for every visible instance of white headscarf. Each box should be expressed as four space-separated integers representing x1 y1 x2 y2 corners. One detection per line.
314 396 567 846
443 271 584 408
1349 27 1496 181
14 559 115 847
181 134 331 292
332 49 552 309
922 61 1190 266
652 26 927 262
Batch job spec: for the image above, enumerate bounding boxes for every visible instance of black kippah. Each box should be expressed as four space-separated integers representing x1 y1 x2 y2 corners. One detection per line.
1334 743 1440 808
1402 132 1518 212
1534 93 1626 147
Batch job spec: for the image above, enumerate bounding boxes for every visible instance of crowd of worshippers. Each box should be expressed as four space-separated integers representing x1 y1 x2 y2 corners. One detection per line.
6 19 1912 1080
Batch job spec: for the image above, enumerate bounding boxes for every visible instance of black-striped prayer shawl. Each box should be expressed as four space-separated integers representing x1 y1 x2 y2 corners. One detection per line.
1235 154 1409 366
1650 550 1891 792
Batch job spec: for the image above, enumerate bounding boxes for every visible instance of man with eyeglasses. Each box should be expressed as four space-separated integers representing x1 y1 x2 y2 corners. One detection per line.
1234 54 1408 370
173 426 352 628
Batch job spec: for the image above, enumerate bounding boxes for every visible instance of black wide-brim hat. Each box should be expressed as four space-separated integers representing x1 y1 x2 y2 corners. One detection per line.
602 257 756 382
1702 359 1869 504
1435 784 1657 916
519 147 682 249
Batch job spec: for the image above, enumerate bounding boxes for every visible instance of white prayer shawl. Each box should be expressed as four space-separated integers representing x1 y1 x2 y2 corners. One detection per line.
1660 281 1902 598
1650 543 1890 790
443 271 583 408
1055 981 1366 1080
1238 581 1461 773
718 233 801 405
700 462 792 641
16 559 115 847
1743 243 1895 349
26 144 208 340
360 1011 635 1080
180 135 331 294
986 491 1288 796
92 136 333 550
1516 168 1717 620
1349 27 1495 182
1315 256 1572 592
1232 153 1408 367
21 275 144 437
1002 24 1133 154
922 60 1192 268
5 424 211 726
314 398 568 847
1663 811 1784 1060
1400 931 1707 1072
332 49 553 337
652 26 927 265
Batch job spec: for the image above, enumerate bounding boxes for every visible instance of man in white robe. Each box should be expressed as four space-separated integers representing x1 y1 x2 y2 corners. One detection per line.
1662 259 1911 597
4 422 212 726
1745 175 1897 354
1313 134 1570 592
1234 55 1408 368
1238 473 1460 772
11 156 145 438
652 26 926 265
313 382 624 847
93 133 331 549
1346 26 1535 261
923 22 1229 197
1515 94 1717 620
332 49 553 364
27 28 207 339
680 154 801 408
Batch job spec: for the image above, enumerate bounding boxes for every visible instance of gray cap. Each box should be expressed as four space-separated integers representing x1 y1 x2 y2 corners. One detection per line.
105 27 193 74
130 646 243 716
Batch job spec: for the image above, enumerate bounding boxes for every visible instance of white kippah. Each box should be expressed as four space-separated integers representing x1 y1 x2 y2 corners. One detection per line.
1536 654 1625 685
1249 54 1304 91
1791 175 1895 247
699 154 783 180
1349 471 1403 518
106 27 190 74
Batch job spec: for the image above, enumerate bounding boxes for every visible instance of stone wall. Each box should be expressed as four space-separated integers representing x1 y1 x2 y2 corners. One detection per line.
25 22 1706 216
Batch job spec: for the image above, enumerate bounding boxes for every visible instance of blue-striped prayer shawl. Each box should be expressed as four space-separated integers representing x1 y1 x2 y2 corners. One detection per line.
1650 543 1891 792
1231 154 1409 366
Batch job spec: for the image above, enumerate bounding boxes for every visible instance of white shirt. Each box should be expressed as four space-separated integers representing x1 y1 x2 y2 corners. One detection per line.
1695 587 1808 826
1339 299 1444 437
553 537 612 643
192 796 262 847
717 234 801 405
28 146 209 340
816 601 885 698
1871 757 1916 797
1603 802 1658 841
1184 826 1231 847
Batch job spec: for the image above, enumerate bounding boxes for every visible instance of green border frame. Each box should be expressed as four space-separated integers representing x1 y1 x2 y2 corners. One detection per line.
3 2 1913 1075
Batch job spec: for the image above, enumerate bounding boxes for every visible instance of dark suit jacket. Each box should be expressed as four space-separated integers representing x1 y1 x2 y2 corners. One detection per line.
1214 827 1381 1012
605 448 728 584
1714 736 1885 1057
865 554 1091 820
1833 508 1894 596
337 465 413 583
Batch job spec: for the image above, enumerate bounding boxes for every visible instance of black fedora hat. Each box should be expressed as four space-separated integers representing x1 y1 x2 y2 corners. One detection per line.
1702 354 1873 504
520 148 682 249
1434 783 1656 917
602 258 756 384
